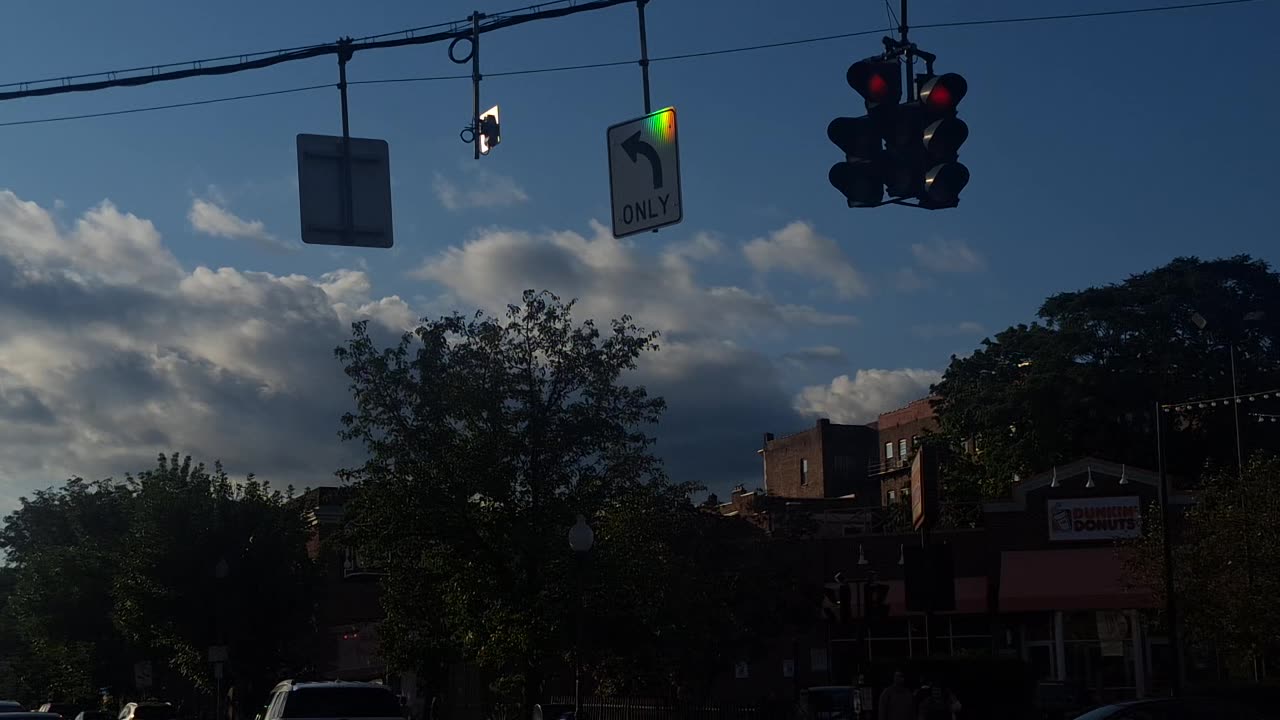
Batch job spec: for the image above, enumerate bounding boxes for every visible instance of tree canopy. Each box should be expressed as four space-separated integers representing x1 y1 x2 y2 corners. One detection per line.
0 454 317 708
1124 452 1280 679
335 290 802 710
931 255 1280 498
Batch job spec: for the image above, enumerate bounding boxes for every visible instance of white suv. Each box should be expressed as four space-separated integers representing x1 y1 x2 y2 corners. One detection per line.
262 681 404 720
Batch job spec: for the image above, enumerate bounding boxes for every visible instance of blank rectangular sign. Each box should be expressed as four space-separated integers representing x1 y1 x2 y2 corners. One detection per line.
297 133 394 248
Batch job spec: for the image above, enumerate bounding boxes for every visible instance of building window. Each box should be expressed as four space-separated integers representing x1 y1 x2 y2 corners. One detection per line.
800 458 809 485
902 486 910 497
885 442 894 460
888 490 896 502
899 438 908 458
912 434 920 448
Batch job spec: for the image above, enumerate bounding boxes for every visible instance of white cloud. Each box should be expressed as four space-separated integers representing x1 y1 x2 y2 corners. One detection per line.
743 221 868 298
413 221 857 339
0 190 416 514
432 166 529 211
188 198 296 251
794 368 942 424
911 237 985 273
410 220 855 494
911 321 985 339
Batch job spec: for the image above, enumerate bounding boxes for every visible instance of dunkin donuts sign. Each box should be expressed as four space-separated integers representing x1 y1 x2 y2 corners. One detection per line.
1048 496 1142 541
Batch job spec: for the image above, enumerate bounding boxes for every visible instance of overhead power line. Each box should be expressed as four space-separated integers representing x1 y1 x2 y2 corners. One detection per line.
0 0 633 102
0 0 1266 128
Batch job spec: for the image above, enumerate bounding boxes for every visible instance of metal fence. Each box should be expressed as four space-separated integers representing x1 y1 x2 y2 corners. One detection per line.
546 696 778 720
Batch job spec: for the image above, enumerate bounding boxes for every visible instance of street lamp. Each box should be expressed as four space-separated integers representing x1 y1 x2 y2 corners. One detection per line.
568 515 593 720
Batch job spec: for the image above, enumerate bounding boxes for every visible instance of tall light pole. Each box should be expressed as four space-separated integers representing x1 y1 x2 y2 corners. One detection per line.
568 515 594 720
1190 310 1264 480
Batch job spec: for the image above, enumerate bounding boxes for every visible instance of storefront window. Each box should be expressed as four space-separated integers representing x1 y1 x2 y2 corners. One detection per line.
869 638 910 660
1063 611 1101 641
1027 644 1055 680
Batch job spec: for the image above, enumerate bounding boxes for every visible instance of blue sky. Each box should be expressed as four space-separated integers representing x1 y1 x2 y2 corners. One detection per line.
0 0 1276 506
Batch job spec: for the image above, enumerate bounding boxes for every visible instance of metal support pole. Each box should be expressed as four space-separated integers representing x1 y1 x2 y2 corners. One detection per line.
1230 343 1244 479
573 552 585 720
899 0 914 101
470 11 483 160
921 527 935 657
1155 401 1182 696
636 0 652 114
337 40 355 242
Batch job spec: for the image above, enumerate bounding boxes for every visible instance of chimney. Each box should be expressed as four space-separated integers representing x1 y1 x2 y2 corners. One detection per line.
732 484 747 497
818 418 831 427
762 432 775 444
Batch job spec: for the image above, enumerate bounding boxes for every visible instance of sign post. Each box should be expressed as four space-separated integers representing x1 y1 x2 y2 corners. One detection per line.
607 107 683 238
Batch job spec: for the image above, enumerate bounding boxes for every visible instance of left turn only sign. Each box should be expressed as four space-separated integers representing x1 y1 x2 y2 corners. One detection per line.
607 107 683 239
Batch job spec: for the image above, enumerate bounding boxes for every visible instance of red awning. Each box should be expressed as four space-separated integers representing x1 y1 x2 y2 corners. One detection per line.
883 576 988 616
998 548 1155 612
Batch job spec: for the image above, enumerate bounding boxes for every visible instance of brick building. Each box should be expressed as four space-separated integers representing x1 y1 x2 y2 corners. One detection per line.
758 419 879 501
871 398 938 504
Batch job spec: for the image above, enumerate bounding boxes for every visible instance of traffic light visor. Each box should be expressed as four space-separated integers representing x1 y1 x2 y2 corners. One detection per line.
847 60 902 106
919 73 967 113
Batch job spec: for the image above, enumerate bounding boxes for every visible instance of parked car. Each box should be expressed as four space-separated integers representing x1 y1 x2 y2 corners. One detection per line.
74 712 110 720
37 704 79 720
531 704 575 720
797 686 858 720
117 703 176 720
261 681 404 720
1072 697 1265 719
0 714 61 720
0 703 27 714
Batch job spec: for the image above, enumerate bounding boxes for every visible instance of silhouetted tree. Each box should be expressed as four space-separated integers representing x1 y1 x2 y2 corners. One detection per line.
931 255 1280 498
336 290 804 710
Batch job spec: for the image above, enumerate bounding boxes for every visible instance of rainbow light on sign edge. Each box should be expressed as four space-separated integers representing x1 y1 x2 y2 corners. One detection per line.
646 107 677 145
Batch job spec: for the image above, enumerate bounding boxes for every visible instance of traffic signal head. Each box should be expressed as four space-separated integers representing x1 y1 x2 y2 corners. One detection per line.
828 116 884 207
478 105 500 155
847 59 902 109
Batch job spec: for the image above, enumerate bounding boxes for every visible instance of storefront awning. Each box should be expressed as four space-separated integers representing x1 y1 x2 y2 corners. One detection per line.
998 548 1155 612
884 576 989 615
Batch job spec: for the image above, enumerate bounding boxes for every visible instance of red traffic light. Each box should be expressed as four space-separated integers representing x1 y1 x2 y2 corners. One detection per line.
847 59 902 108
919 73 968 114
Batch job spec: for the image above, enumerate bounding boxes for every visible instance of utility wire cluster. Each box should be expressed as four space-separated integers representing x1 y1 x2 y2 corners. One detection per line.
0 0 1266 128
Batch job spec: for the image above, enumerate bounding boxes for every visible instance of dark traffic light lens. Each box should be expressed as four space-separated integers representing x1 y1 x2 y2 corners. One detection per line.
923 162 970 207
923 118 968 159
827 116 882 158
829 161 884 207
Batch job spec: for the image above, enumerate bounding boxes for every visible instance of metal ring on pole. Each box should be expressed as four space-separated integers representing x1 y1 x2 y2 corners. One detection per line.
448 36 474 64
459 126 475 144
